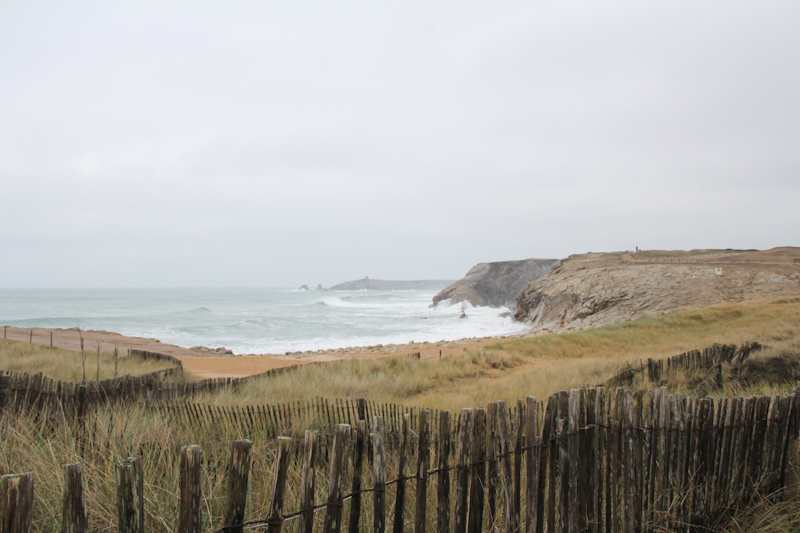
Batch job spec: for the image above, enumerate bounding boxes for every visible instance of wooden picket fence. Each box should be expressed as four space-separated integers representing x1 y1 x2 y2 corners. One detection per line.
156 398 445 453
148 343 764 450
2 384 799 533
0 351 314 421
607 343 762 387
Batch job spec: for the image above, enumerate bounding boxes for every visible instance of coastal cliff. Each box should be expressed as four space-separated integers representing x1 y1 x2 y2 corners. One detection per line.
515 248 800 332
330 277 455 291
432 258 559 308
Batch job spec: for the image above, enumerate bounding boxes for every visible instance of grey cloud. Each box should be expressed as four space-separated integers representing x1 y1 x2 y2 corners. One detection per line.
1 1 799 287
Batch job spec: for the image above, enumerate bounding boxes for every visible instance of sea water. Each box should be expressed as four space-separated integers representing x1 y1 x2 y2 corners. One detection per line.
0 288 529 354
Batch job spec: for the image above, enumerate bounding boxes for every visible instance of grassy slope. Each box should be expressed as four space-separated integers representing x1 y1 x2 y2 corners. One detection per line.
1 301 800 531
202 300 800 410
0 339 177 381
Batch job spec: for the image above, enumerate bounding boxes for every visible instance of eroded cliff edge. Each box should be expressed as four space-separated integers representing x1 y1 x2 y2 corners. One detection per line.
515 248 800 332
432 258 559 307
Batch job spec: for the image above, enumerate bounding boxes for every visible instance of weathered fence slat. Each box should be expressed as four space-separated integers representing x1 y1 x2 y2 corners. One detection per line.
62 463 87 533
467 408 486 533
179 445 203 533
267 437 293 533
323 424 351 533
437 410 452 533
525 397 540 533
453 408 474 533
299 431 319 533
223 439 252 533
415 410 431 533
350 421 367 533
496 401 517 533
373 416 386 533
0 472 34 533
115 460 141 533
393 413 411 533
486 402 499 528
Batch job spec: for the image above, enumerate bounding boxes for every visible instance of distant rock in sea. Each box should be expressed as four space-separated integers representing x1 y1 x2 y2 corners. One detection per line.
191 345 235 356
329 277 456 291
315 284 327 291
299 284 310 291
433 258 559 308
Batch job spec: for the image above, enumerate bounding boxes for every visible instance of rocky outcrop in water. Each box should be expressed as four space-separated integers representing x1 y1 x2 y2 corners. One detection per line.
330 278 455 291
432 258 559 308
515 248 800 332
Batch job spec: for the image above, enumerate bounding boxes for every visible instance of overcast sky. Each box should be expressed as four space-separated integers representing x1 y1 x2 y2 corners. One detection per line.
1 2 798 288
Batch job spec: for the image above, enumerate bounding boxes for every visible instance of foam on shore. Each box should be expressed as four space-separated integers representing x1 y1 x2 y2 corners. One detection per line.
0 288 529 355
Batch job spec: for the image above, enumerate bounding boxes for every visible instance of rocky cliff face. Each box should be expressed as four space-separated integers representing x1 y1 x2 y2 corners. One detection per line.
515 248 800 332
432 258 559 308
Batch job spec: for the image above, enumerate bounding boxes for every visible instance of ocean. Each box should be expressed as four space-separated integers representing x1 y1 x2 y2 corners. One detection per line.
0 288 529 354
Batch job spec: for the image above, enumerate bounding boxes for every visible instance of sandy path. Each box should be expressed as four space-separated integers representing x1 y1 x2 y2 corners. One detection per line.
1 326 514 379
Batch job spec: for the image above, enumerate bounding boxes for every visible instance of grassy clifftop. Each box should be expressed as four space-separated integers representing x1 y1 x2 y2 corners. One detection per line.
515 247 800 332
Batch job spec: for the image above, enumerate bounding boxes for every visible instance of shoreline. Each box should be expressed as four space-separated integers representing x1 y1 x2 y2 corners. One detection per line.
1 325 529 379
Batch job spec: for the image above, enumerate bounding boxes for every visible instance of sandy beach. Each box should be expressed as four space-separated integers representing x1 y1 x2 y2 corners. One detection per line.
1 325 515 379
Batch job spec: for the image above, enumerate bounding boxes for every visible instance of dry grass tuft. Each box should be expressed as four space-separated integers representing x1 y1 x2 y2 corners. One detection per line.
0 339 177 381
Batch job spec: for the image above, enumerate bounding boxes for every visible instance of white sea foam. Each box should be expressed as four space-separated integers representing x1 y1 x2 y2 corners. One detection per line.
0 288 530 355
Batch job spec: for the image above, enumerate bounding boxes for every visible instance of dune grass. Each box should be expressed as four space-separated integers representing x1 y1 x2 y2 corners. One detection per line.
498 300 800 361
0 339 177 382
199 301 800 411
2 301 800 531
0 405 404 533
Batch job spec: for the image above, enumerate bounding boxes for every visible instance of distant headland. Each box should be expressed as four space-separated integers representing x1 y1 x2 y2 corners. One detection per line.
327 277 456 291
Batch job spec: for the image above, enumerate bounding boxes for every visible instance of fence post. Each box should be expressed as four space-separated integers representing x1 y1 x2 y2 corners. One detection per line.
223 439 252 533
179 445 203 533
545 395 558 532
374 417 386 533
62 463 88 533
622 392 639 533
393 413 411 533
467 408 486 533
115 460 141 533
514 399 524 528
0 472 34 533
349 421 367 533
486 402 499 528
525 397 539 533
437 410 452 533
568 390 581 533
125 456 144 533
496 401 517 533
415 410 431 533
267 437 294 533
453 408 474 533
323 424 351 533
299 431 319 533
557 391 569 533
